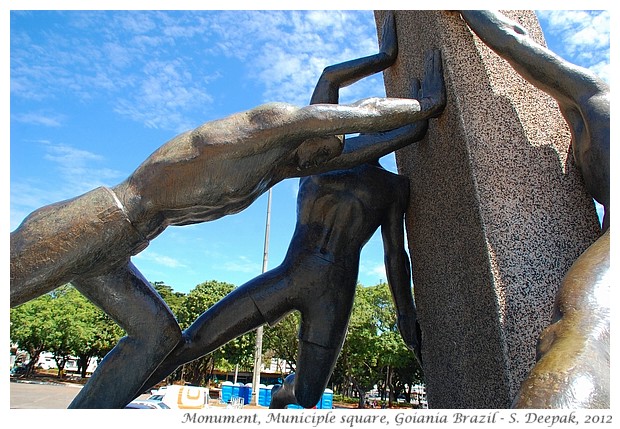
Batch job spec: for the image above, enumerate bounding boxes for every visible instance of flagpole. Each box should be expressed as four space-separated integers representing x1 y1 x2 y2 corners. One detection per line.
251 188 271 405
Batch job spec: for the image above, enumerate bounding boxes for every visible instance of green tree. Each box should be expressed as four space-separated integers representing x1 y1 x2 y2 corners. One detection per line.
10 284 125 379
152 281 185 315
171 280 255 386
45 286 91 377
263 311 300 375
10 294 55 376
369 282 423 406
390 353 423 405
335 283 382 407
333 282 423 408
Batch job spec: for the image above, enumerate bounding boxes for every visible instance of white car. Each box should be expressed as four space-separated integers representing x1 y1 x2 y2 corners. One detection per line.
147 385 209 409
126 399 171 409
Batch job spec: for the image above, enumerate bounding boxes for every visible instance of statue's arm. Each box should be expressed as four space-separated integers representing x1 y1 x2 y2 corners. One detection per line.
290 50 443 175
310 10 398 105
293 10 426 174
292 97 422 137
295 120 427 175
381 185 422 364
290 48 444 137
459 10 605 104
318 72 433 172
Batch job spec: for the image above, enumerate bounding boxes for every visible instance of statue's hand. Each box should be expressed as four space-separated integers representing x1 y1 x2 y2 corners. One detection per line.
410 78 420 99
397 314 422 365
405 78 430 142
421 49 446 118
379 11 398 62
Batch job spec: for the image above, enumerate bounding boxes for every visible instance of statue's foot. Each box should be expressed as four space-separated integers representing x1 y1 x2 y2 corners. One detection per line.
269 374 298 409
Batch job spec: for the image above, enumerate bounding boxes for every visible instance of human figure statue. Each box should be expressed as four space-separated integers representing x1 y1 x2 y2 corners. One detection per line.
10 12 445 409
137 12 443 409
459 10 610 408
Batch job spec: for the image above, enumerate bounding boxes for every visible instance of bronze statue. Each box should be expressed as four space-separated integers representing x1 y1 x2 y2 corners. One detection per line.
139 159 424 408
10 12 445 408
460 10 610 409
136 12 442 409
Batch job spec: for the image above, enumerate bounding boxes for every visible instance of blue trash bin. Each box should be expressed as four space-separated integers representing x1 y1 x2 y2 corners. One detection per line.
320 389 333 409
231 382 242 400
258 384 269 407
241 383 253 404
287 403 304 409
221 381 233 403
285 387 332 409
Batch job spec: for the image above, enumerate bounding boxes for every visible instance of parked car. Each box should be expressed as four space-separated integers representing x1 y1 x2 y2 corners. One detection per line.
10 366 28 376
147 385 209 409
126 399 171 409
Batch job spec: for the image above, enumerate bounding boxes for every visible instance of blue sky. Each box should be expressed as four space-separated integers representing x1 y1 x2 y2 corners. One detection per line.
8 6 611 295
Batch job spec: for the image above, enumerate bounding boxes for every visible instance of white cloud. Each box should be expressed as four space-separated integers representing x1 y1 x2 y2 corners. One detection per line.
134 250 187 268
102 42 136 70
536 10 610 82
114 58 214 131
10 141 125 228
43 143 103 164
115 12 157 34
11 112 64 127
42 143 123 188
221 256 261 274
11 11 218 132
360 262 387 286
11 11 383 133
199 10 382 105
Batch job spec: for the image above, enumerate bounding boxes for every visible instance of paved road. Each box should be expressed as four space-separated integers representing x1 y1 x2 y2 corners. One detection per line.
10 380 152 409
10 379 349 409
10 380 85 409
9 380 270 409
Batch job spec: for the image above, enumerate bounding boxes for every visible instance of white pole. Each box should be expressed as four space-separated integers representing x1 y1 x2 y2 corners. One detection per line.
251 188 272 405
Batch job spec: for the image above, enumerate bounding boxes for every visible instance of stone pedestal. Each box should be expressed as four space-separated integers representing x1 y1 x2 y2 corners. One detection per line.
374 10 601 408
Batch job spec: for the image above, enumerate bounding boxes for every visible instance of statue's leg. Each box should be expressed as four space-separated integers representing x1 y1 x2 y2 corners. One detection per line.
269 339 344 409
271 269 355 409
139 269 289 393
512 230 610 408
68 261 181 408
293 340 343 408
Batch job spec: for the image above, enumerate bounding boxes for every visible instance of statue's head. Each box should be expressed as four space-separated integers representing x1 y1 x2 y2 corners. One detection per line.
294 134 344 170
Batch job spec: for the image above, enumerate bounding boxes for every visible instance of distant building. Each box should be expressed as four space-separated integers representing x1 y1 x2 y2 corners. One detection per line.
209 357 295 386
10 348 98 374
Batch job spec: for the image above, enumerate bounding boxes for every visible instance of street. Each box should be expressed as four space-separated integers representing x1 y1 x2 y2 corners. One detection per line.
9 380 151 409
11 379 85 409
9 379 354 410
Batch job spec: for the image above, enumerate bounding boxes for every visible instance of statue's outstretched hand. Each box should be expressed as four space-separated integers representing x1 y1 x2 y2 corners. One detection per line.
421 49 446 118
379 11 398 62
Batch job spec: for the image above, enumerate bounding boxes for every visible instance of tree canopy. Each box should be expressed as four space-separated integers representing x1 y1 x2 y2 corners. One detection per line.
10 279 423 407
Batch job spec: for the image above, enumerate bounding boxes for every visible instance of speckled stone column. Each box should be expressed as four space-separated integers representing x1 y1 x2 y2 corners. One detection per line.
374 10 601 408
